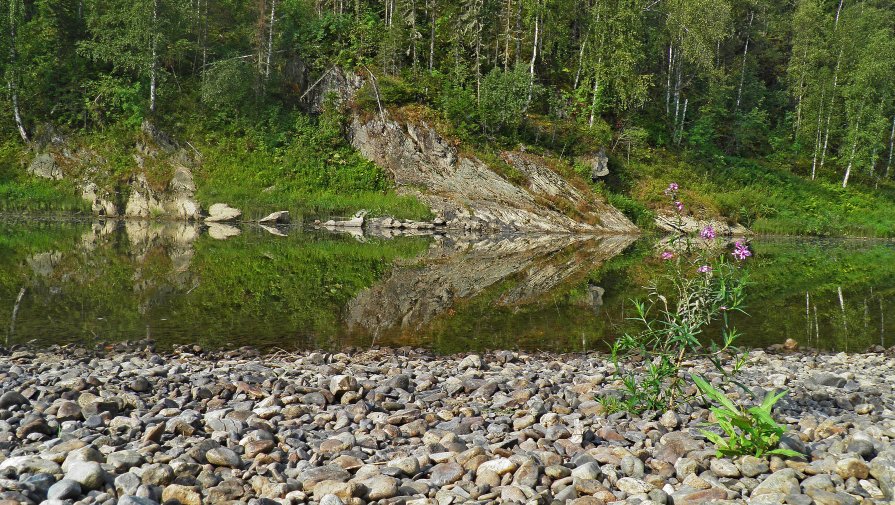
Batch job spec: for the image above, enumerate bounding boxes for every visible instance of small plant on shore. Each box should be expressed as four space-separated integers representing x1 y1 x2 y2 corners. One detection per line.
608 183 750 413
693 375 802 458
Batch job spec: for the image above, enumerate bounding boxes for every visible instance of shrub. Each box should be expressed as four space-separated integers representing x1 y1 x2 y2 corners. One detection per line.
479 66 532 135
693 375 802 458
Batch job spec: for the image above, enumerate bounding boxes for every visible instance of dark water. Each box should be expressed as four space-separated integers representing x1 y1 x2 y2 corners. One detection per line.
1 218 893 353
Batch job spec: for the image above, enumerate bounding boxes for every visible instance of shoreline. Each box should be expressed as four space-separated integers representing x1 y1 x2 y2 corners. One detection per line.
1 343 894 504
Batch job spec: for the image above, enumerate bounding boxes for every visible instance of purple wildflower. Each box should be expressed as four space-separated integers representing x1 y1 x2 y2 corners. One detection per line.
674 201 684 212
700 225 716 240
660 251 674 260
697 265 712 273
732 241 752 261
664 182 679 196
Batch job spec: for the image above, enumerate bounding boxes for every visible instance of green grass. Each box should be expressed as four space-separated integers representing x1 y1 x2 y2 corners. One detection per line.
0 141 89 214
612 149 895 237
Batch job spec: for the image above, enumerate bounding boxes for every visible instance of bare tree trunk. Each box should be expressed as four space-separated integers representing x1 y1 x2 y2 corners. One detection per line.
676 98 688 145
475 11 482 104
574 31 588 90
526 7 539 105
735 11 755 111
428 0 435 70
503 0 512 69
7 0 28 142
665 44 673 115
819 50 842 174
265 0 277 80
795 47 808 137
150 0 159 114
588 69 600 127
811 87 826 179
886 114 895 179
842 131 857 188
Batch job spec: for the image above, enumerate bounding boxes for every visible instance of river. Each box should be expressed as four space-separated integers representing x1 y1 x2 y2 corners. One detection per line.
1 218 892 353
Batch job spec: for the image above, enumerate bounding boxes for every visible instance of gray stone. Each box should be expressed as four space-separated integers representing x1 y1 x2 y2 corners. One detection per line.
572 462 602 481
0 391 28 408
206 446 242 468
205 203 242 222
119 497 159 505
107 450 144 472
430 462 464 486
752 469 800 497
47 479 81 500
810 372 847 388
710 458 741 478
65 461 106 490
115 472 141 496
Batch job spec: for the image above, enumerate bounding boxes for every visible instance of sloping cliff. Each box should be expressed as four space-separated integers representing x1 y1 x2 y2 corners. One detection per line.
349 114 637 234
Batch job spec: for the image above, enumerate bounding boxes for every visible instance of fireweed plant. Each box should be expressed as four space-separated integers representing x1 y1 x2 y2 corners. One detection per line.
608 183 751 413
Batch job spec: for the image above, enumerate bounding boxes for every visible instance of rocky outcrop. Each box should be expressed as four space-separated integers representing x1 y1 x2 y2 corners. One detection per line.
349 114 637 234
27 121 202 221
655 213 750 236
345 233 636 338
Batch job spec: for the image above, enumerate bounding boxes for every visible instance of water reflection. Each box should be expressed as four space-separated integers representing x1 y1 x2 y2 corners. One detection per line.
1 218 892 353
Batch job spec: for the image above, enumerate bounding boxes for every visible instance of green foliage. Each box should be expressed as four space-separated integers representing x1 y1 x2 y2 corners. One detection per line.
479 66 532 135
693 375 802 459
201 59 256 114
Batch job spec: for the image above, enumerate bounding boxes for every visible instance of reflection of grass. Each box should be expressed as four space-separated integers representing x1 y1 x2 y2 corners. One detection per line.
0 222 429 350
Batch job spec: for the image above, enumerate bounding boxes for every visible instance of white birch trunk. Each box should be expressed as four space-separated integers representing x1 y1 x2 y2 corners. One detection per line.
265 0 277 80
735 11 755 111
665 44 673 115
149 0 159 113
588 70 599 127
7 0 28 142
526 9 539 105
676 98 688 145
886 114 895 179
819 50 842 174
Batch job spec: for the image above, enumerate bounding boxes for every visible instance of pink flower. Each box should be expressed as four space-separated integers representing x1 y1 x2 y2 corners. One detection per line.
720 306 728 311
732 241 752 261
664 182 679 196
697 265 712 273
674 201 684 212
700 225 716 240
660 251 674 260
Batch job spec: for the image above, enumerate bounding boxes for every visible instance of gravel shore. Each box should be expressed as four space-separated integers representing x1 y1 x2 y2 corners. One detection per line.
1 342 894 505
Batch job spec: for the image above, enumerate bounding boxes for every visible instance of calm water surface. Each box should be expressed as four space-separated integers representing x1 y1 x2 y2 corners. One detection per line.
1 218 893 353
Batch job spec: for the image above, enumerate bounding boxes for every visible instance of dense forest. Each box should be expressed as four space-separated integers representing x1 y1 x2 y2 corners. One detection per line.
2 0 895 232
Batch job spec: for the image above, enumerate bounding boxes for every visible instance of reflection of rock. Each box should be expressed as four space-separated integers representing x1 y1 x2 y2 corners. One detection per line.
80 220 118 251
27 251 63 277
208 223 241 240
584 284 605 316
346 233 636 337
323 210 367 228
205 203 242 223
259 211 290 224
655 213 750 236
259 224 288 237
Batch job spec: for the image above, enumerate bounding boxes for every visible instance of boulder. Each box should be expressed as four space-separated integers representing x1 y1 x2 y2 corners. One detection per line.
205 203 242 222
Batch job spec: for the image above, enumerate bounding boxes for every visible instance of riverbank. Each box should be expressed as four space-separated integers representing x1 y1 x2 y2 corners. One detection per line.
1 343 893 504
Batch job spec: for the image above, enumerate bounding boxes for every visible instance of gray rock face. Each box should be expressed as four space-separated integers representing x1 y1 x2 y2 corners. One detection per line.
28 153 63 180
125 168 201 220
349 115 636 234
586 149 609 180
